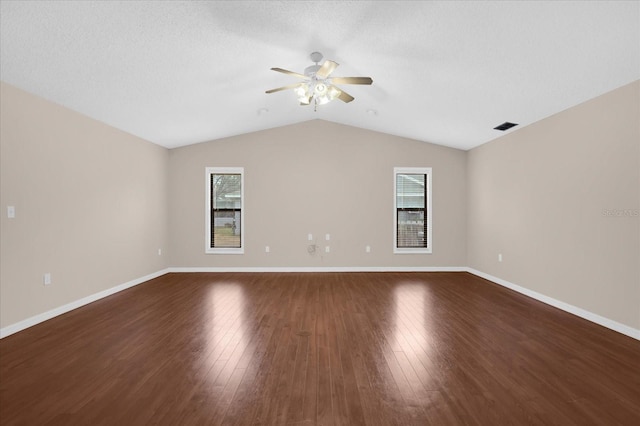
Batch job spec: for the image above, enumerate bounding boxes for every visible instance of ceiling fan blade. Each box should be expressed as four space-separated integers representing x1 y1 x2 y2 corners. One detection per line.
316 60 339 79
270 67 307 79
331 77 373 85
336 88 355 103
265 83 303 94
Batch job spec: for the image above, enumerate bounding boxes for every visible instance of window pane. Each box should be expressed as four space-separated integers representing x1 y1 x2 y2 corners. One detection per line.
397 210 426 247
213 174 241 209
396 174 425 208
213 210 241 248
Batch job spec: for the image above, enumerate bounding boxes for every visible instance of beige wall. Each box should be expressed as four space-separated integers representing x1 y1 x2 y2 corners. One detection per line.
169 120 467 268
467 81 640 329
0 82 169 328
3 78 637 335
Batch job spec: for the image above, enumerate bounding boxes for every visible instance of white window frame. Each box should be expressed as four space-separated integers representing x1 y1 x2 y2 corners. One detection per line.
205 167 244 254
394 167 432 254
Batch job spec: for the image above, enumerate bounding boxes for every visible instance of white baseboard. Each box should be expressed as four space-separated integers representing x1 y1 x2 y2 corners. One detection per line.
167 266 467 273
4 266 637 342
0 268 170 339
465 268 640 341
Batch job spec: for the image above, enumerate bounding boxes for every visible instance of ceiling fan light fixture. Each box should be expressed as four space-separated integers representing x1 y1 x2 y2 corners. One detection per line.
310 84 341 105
294 85 308 97
316 94 332 105
314 83 327 96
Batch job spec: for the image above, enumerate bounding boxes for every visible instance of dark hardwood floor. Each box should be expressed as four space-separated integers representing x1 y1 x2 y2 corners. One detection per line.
1 272 639 425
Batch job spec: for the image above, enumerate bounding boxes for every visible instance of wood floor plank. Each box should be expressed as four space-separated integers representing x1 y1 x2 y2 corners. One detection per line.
315 281 334 426
300 279 319 425
1 272 639 425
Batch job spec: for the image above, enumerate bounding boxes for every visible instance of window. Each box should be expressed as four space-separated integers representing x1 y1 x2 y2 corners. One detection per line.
206 167 244 254
394 167 432 254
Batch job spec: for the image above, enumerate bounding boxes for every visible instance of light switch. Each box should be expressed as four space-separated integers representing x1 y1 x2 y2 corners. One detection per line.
7 206 15 218
308 233 313 241
325 234 330 241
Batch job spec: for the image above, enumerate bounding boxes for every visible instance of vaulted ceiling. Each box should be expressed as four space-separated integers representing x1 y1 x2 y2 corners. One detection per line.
1 1 638 150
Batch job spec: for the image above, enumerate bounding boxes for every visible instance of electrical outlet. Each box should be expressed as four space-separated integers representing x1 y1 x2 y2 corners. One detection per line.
158 248 162 256
366 245 371 253
325 246 330 253
325 233 330 241
308 233 313 241
265 246 270 253
43 273 52 286
498 253 503 262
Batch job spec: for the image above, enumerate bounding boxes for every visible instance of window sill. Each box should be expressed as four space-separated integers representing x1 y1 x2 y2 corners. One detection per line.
394 248 432 254
206 248 244 255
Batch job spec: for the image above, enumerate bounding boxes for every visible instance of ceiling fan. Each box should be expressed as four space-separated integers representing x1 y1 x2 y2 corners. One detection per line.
266 52 373 110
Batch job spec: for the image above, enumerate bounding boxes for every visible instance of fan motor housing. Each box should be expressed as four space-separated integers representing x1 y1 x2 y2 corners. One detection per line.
304 64 322 78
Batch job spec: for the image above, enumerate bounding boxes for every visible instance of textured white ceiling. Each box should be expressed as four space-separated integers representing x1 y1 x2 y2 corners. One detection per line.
1 1 638 150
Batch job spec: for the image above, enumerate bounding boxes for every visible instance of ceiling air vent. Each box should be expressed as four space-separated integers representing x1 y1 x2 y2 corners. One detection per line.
494 122 518 131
